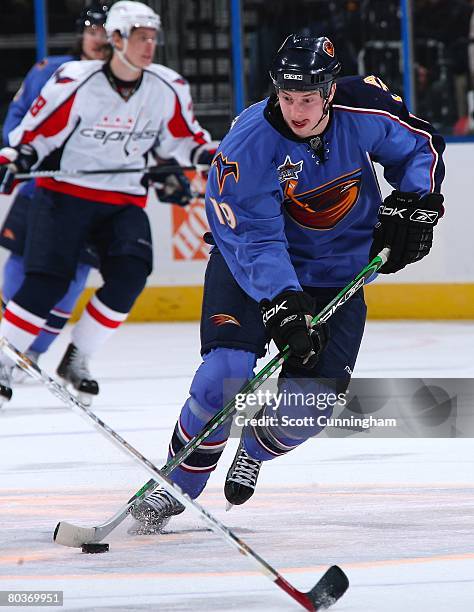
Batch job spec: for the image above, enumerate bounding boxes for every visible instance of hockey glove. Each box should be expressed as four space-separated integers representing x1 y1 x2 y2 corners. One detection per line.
369 190 444 274
0 145 38 195
143 166 193 207
191 141 219 179
191 141 219 167
260 290 329 369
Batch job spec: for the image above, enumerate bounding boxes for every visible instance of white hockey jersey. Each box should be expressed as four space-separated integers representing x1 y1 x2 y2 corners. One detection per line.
8 60 212 207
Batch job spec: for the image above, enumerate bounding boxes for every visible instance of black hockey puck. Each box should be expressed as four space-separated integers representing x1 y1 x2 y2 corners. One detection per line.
81 543 109 554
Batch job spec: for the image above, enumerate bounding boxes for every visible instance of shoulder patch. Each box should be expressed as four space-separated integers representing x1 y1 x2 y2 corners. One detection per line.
212 152 240 194
363 75 403 103
53 67 75 84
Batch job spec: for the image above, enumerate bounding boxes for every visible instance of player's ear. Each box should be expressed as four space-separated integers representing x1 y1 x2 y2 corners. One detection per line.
111 31 123 49
328 82 337 103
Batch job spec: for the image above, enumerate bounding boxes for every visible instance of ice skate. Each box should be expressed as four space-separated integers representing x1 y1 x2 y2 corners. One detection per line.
56 343 99 405
224 440 262 509
0 360 13 407
12 350 40 384
129 487 185 535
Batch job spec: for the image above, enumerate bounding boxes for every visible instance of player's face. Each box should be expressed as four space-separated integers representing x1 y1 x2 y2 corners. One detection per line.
278 88 330 137
125 27 158 68
81 25 107 60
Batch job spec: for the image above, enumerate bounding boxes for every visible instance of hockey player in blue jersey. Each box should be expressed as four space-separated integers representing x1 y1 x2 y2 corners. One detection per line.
130 34 445 532
0 2 109 370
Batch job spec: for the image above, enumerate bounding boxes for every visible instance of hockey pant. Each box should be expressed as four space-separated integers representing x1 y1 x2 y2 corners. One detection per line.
0 189 152 359
0 255 149 358
2 253 90 354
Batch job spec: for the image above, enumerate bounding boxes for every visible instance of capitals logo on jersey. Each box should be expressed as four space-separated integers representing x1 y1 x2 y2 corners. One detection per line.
282 168 362 230
212 152 239 194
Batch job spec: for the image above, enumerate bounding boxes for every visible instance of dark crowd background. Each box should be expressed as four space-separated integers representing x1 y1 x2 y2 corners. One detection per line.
1 0 473 139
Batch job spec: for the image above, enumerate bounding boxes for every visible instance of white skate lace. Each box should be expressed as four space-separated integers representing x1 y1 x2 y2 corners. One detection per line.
145 488 183 514
229 446 262 488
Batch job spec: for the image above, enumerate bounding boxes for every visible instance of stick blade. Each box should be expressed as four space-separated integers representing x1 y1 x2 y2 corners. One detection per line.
54 521 99 548
307 565 349 610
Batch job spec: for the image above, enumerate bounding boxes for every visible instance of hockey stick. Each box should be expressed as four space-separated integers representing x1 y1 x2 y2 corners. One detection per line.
15 163 209 180
0 339 349 610
51 247 390 547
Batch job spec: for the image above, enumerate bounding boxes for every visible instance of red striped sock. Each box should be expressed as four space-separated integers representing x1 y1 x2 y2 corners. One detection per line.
71 294 128 355
0 301 46 353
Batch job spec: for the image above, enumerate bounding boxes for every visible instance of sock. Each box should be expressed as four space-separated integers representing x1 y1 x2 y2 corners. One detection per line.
71 294 128 355
0 301 46 354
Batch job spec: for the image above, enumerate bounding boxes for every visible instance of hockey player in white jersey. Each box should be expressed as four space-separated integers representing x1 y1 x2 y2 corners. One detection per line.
0 2 109 380
0 1 216 405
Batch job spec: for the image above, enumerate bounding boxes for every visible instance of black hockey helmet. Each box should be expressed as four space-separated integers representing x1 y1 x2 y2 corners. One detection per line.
76 2 109 32
270 35 341 97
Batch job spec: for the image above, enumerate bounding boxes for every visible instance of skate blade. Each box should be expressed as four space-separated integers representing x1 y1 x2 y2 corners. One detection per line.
127 517 171 536
12 369 32 385
56 377 96 406
77 391 94 406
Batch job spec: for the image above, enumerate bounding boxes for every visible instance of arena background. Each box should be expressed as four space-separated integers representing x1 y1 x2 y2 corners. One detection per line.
0 0 472 320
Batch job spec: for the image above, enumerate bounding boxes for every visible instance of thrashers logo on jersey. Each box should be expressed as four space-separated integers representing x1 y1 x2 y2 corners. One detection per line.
212 152 239 195
283 169 362 230
210 314 241 327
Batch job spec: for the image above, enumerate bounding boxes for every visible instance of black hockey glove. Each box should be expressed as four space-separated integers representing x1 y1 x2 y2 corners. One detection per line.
260 290 329 369
369 190 444 274
0 145 38 194
143 166 193 207
191 141 219 168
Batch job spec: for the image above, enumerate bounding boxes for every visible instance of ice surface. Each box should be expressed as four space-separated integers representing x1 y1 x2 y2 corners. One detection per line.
1 322 473 611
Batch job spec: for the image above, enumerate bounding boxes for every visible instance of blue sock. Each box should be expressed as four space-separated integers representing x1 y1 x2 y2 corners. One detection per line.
168 347 256 498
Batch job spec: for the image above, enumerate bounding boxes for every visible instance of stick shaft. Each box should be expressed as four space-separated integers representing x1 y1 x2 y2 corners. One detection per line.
15 164 208 179
0 340 344 610
35 248 390 543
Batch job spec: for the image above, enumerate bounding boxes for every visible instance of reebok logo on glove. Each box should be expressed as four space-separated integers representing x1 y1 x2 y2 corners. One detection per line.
280 314 298 327
378 205 407 218
262 300 288 325
370 190 444 274
409 209 439 224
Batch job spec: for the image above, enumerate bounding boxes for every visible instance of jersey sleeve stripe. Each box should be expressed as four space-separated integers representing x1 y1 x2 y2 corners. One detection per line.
167 96 207 144
148 69 209 145
21 92 76 144
333 104 443 193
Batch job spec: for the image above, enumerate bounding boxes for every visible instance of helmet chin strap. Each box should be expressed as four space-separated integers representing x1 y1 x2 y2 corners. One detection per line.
310 101 330 132
310 88 332 133
115 38 142 74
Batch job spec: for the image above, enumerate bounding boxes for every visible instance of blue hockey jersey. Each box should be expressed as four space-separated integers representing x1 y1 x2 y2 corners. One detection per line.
3 55 74 142
205 75 445 304
3 55 74 197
